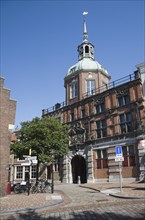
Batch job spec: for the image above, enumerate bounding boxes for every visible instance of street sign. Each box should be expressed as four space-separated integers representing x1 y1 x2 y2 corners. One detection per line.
23 156 37 160
115 156 124 162
21 159 38 165
115 146 123 157
31 159 38 165
21 156 38 165
138 140 145 149
28 156 37 160
21 162 31 166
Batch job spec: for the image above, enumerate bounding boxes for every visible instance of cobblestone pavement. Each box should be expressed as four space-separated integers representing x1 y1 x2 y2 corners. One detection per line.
0 183 145 219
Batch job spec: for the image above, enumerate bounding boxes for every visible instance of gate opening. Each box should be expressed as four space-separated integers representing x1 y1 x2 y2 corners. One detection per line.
71 155 87 184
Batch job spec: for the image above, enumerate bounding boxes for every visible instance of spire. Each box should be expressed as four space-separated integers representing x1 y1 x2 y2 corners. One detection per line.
78 12 95 61
83 12 88 43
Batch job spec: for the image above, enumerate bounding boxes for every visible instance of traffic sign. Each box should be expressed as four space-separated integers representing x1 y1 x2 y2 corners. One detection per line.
115 156 124 162
115 146 123 156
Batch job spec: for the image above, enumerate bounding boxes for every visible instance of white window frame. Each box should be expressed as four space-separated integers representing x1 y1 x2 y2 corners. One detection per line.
86 80 95 96
70 79 77 99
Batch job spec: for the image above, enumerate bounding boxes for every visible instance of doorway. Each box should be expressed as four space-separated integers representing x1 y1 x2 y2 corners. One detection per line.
71 155 87 184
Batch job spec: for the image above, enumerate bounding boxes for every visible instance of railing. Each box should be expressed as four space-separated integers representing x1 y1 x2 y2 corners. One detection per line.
82 72 140 99
42 72 141 115
42 101 66 115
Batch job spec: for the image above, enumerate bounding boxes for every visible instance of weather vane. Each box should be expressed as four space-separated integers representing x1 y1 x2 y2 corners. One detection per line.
83 12 88 16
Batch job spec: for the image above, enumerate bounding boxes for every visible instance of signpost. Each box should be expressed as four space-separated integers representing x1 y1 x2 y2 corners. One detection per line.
115 146 124 193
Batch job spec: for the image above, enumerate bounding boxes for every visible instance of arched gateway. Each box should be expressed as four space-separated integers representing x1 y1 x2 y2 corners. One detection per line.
71 155 87 184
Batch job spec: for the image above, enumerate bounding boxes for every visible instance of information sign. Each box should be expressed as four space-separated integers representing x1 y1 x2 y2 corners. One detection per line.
115 157 124 162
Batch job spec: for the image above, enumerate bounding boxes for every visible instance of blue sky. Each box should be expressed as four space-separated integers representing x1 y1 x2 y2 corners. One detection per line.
1 0 145 128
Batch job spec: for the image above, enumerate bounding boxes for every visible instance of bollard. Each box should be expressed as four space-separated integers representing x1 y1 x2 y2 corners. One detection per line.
78 176 81 184
7 182 11 194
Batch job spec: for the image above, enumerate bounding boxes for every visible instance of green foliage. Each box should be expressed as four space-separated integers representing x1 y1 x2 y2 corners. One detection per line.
11 117 69 163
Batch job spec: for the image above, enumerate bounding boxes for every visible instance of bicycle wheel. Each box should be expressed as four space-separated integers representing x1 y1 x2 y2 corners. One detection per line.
44 185 50 193
31 185 37 194
14 184 20 194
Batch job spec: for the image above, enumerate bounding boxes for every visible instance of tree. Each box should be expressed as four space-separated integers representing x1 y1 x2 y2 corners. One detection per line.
11 117 69 178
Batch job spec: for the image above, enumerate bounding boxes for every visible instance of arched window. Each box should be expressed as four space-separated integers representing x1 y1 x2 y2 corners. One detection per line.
85 46 89 53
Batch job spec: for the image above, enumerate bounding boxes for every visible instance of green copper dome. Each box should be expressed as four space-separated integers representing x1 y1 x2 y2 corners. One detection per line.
67 13 109 77
67 58 108 76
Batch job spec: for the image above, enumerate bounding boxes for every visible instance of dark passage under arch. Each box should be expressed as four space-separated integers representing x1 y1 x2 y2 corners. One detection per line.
71 155 87 184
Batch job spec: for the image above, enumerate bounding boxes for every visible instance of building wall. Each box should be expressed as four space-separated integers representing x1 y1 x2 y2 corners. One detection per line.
0 77 16 196
136 62 145 106
64 69 110 106
43 72 145 183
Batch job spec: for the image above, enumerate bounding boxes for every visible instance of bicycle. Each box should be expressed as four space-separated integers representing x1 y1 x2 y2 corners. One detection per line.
30 179 51 194
13 181 31 194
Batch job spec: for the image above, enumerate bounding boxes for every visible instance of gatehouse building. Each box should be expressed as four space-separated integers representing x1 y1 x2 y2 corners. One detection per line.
42 15 145 184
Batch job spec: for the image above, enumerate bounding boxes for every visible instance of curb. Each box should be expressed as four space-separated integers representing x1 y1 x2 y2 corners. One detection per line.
0 199 64 216
79 185 145 200
109 193 145 200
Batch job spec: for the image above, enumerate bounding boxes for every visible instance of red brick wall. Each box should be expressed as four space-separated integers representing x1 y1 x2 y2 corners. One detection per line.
0 77 16 197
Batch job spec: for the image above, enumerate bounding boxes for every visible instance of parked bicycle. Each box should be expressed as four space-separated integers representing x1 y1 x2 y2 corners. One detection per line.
13 181 31 194
30 179 51 194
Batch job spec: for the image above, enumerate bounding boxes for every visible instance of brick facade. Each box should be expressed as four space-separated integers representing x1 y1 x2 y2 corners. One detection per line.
0 77 16 196
42 18 145 184
43 72 145 183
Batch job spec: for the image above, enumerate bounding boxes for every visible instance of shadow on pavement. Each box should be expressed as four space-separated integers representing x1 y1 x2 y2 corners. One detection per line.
5 209 145 220
133 187 145 190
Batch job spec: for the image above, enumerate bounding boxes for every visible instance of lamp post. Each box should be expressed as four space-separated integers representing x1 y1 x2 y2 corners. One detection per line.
51 152 54 194
27 159 33 196
28 149 32 196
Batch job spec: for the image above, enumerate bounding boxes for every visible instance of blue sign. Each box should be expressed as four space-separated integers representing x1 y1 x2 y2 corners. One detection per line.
115 146 123 156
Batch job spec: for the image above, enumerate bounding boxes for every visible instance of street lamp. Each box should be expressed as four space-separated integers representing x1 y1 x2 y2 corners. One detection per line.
51 150 55 194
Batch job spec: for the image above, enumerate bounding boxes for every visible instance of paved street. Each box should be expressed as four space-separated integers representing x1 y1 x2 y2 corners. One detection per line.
55 184 118 206
0 183 145 219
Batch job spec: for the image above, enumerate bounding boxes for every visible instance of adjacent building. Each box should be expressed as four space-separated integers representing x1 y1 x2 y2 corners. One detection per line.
136 62 145 106
42 15 145 184
0 77 16 196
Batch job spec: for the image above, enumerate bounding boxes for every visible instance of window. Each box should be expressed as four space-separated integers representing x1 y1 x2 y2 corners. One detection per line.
119 112 132 133
31 166 36 178
96 119 107 138
70 80 77 99
122 145 136 167
81 108 85 118
16 166 23 179
86 80 95 96
95 102 105 114
15 165 37 180
118 94 130 107
85 46 89 53
70 109 74 122
96 149 108 169
102 82 108 91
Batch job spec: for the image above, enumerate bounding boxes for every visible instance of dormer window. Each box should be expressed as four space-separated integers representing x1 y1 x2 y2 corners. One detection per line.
70 67 76 74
